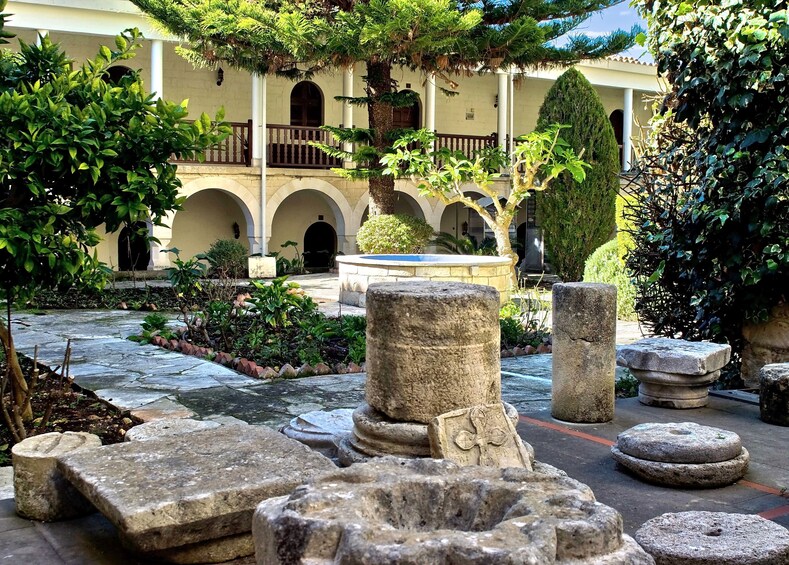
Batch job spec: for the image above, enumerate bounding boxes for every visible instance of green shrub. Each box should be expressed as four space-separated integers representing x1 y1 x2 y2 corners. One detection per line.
356 214 434 254
583 239 637 321
204 239 248 278
535 68 620 281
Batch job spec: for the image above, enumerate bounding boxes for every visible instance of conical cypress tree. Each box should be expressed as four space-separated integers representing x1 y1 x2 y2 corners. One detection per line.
535 68 620 281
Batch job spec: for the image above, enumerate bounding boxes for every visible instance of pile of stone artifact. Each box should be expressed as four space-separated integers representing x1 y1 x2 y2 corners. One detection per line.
611 422 749 488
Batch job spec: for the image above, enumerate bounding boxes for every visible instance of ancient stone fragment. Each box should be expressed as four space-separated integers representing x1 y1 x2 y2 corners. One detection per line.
760 362 789 426
635 511 789 564
124 418 220 442
57 426 334 563
551 282 617 423
253 457 654 565
365 281 501 423
280 409 354 459
12 431 101 521
428 403 533 469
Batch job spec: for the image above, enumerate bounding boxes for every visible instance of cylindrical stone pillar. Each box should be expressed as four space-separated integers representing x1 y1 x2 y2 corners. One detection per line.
365 281 501 423
551 283 617 423
760 363 789 426
12 431 101 521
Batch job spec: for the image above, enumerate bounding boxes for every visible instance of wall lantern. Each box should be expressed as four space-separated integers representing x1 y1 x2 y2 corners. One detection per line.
232 221 240 239
216 67 224 87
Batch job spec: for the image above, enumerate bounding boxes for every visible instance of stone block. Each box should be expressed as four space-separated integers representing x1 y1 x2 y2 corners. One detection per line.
428 403 532 469
12 431 101 521
124 418 220 442
617 338 731 376
247 256 276 279
635 511 789 565
365 282 501 423
552 283 617 423
56 426 334 562
760 362 789 426
615 422 742 464
253 457 654 565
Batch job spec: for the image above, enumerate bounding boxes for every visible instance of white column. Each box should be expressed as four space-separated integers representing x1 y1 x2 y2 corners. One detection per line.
36 30 49 46
342 67 354 162
258 75 268 255
425 73 436 152
251 74 264 165
623 88 634 172
150 39 164 99
496 70 509 150
508 69 515 158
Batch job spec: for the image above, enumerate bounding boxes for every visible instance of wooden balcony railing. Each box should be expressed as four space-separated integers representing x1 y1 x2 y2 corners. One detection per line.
174 122 499 170
174 120 252 166
266 124 344 169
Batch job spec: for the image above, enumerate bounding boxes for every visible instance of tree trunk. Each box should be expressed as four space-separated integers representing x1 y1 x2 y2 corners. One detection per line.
0 317 33 422
366 60 396 216
492 221 519 290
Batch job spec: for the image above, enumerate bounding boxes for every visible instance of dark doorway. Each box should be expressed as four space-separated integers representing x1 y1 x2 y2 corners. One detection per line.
609 110 624 168
303 222 337 271
118 222 150 271
290 81 323 127
392 90 421 129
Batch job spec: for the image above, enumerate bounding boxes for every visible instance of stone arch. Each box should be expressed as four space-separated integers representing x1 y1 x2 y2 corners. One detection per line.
267 178 353 248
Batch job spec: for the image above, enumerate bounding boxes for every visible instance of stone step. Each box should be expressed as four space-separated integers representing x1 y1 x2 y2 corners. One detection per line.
56 425 335 564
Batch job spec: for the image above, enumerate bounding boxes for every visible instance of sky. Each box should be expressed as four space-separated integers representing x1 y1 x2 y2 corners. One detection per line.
575 3 652 62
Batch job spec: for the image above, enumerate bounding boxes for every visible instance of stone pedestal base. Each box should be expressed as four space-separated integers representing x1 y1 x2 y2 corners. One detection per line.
337 402 522 467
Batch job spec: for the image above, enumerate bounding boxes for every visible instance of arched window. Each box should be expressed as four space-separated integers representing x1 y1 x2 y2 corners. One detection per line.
609 110 624 168
392 90 421 129
290 81 323 127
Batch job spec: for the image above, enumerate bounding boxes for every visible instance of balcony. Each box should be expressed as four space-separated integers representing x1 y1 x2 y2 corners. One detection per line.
172 122 498 169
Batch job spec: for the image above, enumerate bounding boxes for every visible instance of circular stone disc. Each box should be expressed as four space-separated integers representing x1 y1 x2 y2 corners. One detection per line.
611 447 749 488
616 422 742 464
635 511 789 565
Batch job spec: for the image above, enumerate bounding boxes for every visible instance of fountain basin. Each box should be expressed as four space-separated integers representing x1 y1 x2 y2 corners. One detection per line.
336 254 512 306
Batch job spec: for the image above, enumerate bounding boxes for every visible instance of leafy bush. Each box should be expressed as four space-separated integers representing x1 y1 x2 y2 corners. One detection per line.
433 232 499 256
247 276 317 329
356 214 434 254
583 239 637 321
498 283 551 348
204 239 248 279
535 68 620 281
627 0 789 365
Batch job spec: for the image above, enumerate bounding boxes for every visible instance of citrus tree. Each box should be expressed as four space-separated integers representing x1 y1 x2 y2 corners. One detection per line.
0 14 227 439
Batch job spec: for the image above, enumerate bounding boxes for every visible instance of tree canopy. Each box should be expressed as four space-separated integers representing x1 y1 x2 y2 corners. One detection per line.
131 0 639 214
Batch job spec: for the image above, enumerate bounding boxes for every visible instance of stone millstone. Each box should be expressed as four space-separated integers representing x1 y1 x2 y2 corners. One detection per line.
635 511 789 565
57 425 334 563
252 457 655 565
617 338 731 375
611 446 749 488
616 422 743 464
365 281 501 423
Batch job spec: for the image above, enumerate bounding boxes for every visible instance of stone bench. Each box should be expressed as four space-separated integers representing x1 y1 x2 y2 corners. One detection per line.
617 338 731 408
760 362 789 426
57 425 335 564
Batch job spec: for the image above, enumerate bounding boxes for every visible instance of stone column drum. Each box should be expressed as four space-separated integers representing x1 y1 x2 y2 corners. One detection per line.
13 431 101 521
551 283 617 423
365 281 501 423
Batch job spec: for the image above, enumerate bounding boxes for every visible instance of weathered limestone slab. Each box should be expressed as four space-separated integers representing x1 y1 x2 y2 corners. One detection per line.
635 511 789 564
552 282 617 423
616 422 742 464
57 425 334 563
760 362 789 426
253 457 655 565
279 408 354 458
12 431 101 521
124 418 220 441
617 338 731 376
365 281 501 423
428 403 532 469
611 446 749 488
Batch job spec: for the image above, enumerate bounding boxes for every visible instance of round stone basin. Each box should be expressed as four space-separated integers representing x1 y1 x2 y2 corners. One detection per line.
336 254 512 306
253 458 653 564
